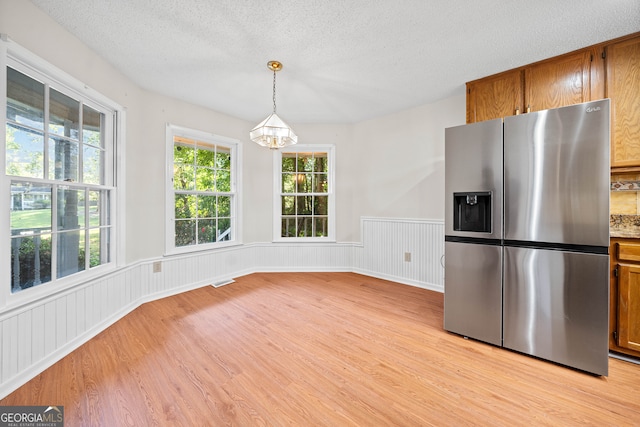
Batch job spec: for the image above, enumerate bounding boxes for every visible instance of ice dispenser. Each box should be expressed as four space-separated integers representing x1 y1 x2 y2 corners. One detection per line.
453 192 492 232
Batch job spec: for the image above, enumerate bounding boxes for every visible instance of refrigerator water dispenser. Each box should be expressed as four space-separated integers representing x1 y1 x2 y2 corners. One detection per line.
453 192 491 232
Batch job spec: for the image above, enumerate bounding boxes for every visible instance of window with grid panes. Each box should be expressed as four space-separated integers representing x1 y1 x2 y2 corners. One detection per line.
275 146 335 241
167 126 239 253
4 62 116 294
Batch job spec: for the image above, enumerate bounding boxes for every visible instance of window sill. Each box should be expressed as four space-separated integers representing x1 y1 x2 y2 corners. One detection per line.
272 238 337 244
164 240 243 257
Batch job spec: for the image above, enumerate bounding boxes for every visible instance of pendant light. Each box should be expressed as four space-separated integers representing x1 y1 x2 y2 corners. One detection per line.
249 60 298 149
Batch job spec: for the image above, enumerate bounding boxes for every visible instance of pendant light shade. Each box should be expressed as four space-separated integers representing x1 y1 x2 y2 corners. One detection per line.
250 61 297 149
249 112 298 149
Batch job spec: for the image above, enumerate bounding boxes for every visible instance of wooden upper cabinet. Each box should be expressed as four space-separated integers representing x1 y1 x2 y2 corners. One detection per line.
466 32 640 169
607 35 640 169
466 70 523 123
465 45 607 124
524 50 595 113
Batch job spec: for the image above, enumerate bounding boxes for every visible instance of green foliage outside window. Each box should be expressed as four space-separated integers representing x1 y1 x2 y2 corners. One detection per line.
173 138 233 247
280 152 329 238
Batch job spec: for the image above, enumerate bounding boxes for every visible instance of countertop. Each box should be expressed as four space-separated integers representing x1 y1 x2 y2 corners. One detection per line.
610 215 640 239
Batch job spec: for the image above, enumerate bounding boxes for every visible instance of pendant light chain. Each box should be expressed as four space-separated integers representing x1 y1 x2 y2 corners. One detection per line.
272 69 277 114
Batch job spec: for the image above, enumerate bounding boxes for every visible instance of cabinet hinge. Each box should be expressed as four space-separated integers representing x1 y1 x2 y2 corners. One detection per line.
602 50 606 60
613 330 617 341
590 53 593 62
614 267 618 278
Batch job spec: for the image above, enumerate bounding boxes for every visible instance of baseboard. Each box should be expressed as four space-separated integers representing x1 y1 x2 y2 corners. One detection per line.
353 267 444 293
609 351 640 365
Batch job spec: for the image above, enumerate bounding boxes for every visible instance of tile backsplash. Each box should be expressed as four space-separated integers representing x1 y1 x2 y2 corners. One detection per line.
611 174 640 215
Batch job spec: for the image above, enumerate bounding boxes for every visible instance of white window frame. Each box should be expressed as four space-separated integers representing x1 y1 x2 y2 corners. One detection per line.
272 144 336 242
0 36 125 311
165 124 242 255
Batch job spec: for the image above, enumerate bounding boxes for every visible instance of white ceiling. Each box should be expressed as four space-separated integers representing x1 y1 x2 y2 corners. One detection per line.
31 0 640 124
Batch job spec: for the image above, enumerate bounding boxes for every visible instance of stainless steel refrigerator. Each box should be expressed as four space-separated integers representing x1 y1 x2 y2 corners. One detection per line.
444 99 610 376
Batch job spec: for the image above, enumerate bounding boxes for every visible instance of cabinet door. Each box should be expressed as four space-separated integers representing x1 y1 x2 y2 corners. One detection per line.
607 36 640 168
466 70 523 123
617 263 640 353
610 241 618 351
524 50 593 113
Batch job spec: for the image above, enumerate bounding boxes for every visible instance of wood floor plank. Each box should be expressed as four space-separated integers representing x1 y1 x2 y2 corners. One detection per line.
2 272 639 426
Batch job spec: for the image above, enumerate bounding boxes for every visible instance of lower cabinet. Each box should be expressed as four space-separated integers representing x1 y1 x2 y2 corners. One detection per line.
610 239 640 358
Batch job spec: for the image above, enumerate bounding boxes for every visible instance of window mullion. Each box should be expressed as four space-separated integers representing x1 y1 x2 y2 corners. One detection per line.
107 111 115 187
84 188 89 270
43 82 50 180
78 102 84 184
50 183 58 281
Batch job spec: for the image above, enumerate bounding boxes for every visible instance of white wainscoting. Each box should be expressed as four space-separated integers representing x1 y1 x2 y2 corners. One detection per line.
354 217 445 292
0 217 444 398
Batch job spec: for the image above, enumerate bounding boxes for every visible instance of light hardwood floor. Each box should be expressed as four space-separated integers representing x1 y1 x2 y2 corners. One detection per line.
2 272 639 426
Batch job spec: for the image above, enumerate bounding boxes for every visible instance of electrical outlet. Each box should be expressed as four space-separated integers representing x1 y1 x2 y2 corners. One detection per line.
153 261 162 273
404 252 411 262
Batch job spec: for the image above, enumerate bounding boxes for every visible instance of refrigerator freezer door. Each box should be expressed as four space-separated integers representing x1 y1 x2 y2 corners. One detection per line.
444 241 502 346
445 118 503 240
503 246 609 376
503 99 610 247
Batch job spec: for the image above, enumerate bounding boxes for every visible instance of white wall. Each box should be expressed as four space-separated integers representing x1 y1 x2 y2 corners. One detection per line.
348 96 465 241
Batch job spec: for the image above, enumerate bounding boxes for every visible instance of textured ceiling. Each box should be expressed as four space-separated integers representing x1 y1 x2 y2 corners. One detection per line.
30 0 640 124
